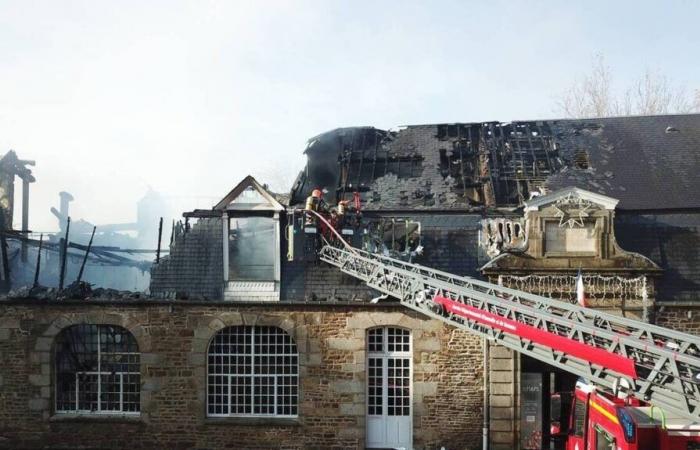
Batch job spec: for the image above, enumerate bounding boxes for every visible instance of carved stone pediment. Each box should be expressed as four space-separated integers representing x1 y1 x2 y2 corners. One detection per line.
481 187 660 274
525 187 619 213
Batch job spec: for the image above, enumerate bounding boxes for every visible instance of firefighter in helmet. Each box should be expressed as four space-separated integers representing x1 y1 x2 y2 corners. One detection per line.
305 188 328 224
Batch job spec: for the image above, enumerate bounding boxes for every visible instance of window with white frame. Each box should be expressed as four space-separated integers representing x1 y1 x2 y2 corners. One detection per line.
55 324 140 414
367 327 411 418
207 325 298 417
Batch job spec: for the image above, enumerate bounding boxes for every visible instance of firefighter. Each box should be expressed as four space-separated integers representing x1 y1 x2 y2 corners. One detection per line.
336 200 349 228
305 189 321 212
304 188 328 225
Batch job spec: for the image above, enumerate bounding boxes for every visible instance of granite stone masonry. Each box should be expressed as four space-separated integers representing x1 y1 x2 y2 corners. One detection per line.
0 300 484 450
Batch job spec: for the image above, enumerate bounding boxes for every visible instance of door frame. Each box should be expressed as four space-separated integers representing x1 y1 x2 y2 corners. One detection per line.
366 326 413 449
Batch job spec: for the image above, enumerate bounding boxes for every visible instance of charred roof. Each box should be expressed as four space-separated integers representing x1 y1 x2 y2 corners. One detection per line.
289 114 700 211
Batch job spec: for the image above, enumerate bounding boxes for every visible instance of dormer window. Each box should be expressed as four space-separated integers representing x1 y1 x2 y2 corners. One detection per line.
229 217 275 281
214 176 285 301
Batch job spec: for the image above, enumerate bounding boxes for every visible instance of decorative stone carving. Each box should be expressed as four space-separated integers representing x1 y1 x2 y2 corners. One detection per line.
552 193 594 228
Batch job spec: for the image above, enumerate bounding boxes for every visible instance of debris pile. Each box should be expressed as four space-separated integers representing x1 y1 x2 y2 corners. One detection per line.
4 282 148 301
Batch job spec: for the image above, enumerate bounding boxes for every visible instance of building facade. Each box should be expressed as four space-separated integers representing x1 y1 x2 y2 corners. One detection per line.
2 114 700 449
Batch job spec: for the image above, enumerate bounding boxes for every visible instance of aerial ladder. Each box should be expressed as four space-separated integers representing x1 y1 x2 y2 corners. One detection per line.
318 243 700 430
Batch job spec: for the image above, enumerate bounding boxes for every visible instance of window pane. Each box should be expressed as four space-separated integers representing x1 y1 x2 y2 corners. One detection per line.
367 327 412 419
387 357 410 416
55 324 140 414
55 373 76 412
122 373 140 412
368 328 383 353
387 327 410 353
100 373 121 411
368 358 383 416
207 374 229 415
231 376 251 415
229 217 275 281
253 376 275 415
208 326 298 417
77 373 99 412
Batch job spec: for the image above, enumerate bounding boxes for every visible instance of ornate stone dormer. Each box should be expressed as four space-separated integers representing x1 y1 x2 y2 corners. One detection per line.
481 187 661 317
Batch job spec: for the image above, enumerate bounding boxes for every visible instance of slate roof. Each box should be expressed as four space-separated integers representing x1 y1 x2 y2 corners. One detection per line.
615 212 700 302
547 114 700 210
290 114 700 212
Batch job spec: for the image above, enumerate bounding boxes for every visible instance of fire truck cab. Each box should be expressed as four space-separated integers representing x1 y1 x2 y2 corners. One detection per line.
551 380 700 450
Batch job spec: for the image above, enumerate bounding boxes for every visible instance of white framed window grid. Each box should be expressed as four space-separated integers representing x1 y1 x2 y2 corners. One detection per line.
208 325 298 417
55 324 140 414
367 327 411 417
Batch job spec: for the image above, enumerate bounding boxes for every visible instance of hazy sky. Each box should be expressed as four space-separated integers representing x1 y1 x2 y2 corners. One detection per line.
1 0 698 233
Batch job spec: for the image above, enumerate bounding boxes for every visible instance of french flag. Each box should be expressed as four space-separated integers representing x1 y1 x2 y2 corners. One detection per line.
576 269 587 307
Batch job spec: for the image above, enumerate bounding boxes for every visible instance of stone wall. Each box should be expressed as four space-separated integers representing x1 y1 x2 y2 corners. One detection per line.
656 304 700 335
0 300 484 450
488 344 519 450
150 218 224 299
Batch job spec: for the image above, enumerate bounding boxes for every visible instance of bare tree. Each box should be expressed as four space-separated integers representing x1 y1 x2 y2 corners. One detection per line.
254 160 301 194
559 54 615 118
558 54 698 118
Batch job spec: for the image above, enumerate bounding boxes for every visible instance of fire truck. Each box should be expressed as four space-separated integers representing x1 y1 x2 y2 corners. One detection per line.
296 207 700 450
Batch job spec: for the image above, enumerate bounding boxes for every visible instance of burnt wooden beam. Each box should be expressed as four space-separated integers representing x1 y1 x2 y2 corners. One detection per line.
59 217 71 290
76 226 96 283
156 217 163 264
21 178 29 262
33 234 43 288
0 208 10 292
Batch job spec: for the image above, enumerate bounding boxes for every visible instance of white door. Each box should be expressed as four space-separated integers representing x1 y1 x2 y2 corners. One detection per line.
366 327 412 449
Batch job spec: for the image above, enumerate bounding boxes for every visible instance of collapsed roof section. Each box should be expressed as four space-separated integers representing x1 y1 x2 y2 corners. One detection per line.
289 114 700 211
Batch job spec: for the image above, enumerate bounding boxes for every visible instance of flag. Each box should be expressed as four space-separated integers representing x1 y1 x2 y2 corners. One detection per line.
576 269 587 307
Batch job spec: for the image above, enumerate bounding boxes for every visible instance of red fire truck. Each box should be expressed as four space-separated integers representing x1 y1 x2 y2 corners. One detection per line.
428 293 700 450
551 380 700 450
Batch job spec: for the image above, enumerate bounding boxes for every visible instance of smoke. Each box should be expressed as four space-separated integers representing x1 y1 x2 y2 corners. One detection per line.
229 217 275 280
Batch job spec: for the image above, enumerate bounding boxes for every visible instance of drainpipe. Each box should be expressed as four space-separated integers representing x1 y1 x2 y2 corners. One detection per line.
483 336 490 450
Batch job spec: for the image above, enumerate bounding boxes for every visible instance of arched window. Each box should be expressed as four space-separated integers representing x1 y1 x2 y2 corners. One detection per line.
208 325 298 417
55 324 140 414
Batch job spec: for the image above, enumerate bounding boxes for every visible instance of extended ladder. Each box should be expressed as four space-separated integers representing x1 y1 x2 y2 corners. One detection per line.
319 244 700 422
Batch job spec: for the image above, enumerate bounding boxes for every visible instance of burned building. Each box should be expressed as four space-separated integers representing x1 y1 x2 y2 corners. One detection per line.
2 114 700 450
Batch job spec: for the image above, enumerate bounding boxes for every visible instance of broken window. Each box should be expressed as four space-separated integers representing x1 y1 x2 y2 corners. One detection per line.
207 326 298 417
363 218 421 260
229 217 275 281
55 324 140 414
